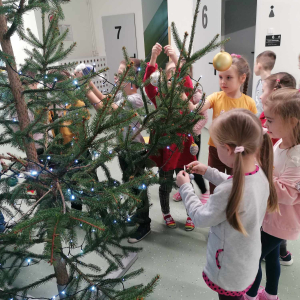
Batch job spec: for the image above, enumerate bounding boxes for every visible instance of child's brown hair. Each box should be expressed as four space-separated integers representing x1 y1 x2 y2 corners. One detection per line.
231 55 251 95
264 72 296 91
267 88 300 147
257 50 276 71
210 109 278 235
120 58 141 73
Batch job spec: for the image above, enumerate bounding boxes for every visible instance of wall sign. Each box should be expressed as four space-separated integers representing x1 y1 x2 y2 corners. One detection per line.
265 35 281 47
269 5 275 18
102 13 138 81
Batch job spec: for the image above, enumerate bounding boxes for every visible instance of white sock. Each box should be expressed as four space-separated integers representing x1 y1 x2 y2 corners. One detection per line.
265 291 278 300
245 295 257 300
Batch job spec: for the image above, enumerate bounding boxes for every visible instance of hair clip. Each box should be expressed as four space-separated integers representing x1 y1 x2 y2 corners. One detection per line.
231 53 241 58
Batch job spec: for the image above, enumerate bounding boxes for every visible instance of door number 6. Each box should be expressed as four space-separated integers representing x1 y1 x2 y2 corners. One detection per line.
115 26 122 39
202 5 208 29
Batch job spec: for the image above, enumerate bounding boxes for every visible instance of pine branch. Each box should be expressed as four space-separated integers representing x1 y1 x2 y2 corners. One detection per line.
188 0 201 58
171 22 188 58
4 0 25 40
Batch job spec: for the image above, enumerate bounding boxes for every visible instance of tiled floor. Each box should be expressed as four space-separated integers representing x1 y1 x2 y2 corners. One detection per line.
2 128 300 299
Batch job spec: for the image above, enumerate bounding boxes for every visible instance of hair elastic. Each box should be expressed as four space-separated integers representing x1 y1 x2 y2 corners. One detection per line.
262 127 268 135
234 146 245 154
231 53 241 58
276 79 281 82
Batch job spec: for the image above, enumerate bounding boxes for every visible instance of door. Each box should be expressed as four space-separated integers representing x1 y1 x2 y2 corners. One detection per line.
193 0 222 128
102 13 138 81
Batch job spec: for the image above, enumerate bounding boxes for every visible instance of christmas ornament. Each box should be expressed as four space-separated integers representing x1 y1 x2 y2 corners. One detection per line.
150 70 160 87
184 165 194 181
7 176 18 187
213 51 232 72
190 143 199 156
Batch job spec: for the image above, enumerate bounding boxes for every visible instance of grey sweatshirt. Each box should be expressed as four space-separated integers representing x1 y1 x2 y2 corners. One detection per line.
255 79 263 117
179 166 269 292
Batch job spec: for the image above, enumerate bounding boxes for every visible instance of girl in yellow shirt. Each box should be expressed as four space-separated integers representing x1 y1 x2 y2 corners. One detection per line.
187 54 257 194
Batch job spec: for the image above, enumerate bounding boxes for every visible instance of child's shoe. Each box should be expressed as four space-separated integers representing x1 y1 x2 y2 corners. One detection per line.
128 225 151 243
172 192 182 202
258 288 280 300
200 191 210 204
279 251 293 266
185 217 195 231
26 190 37 196
163 214 176 228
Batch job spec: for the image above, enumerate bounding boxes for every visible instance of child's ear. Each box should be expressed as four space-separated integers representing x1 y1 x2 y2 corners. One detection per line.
225 144 234 155
240 73 247 84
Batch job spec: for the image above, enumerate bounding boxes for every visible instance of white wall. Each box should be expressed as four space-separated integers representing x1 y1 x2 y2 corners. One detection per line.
142 0 164 31
34 1 97 60
11 10 40 67
167 0 193 54
35 0 145 61
252 0 300 96
91 0 145 60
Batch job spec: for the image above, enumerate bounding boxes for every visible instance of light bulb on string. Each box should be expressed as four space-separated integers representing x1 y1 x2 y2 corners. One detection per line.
71 195 75 200
74 160 78 164
31 170 38 176
61 291 65 295
91 188 94 192
47 156 51 160
27 258 31 265
45 75 48 79
18 71 22 75
91 286 96 291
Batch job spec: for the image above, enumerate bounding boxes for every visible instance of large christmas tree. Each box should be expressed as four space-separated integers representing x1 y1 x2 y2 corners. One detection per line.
0 0 227 298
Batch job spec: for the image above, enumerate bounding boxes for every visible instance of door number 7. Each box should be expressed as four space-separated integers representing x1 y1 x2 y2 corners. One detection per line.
115 26 122 39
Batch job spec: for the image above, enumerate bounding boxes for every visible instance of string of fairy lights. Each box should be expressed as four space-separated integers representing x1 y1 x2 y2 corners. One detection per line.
0 57 204 299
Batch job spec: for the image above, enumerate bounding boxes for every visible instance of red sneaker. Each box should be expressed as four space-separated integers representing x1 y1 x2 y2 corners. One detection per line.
163 214 177 228
172 191 182 202
26 190 37 196
185 217 195 231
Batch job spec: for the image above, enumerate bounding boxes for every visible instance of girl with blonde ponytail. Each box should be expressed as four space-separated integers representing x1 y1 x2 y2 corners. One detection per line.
176 109 277 300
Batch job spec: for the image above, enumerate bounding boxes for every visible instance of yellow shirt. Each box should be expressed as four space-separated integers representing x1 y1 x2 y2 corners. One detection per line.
208 91 257 147
49 100 90 145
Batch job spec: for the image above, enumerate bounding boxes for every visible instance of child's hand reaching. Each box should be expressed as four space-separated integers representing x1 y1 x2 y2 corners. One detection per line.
186 161 208 176
150 43 162 65
176 171 190 187
164 45 178 64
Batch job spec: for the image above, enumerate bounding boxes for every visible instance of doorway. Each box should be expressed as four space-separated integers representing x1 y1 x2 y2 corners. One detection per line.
222 0 257 97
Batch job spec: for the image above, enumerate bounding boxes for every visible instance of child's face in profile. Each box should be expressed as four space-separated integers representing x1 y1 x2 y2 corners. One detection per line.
166 62 176 82
115 63 126 84
219 65 245 95
260 81 272 107
254 60 261 76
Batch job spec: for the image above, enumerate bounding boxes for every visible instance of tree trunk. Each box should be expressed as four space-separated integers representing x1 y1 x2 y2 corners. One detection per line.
0 2 70 297
0 1 38 169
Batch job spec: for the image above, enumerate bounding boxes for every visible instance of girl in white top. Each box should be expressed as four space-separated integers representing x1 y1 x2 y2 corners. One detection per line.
177 109 278 300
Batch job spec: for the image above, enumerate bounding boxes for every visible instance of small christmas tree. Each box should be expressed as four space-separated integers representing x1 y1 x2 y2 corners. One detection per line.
0 0 227 298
